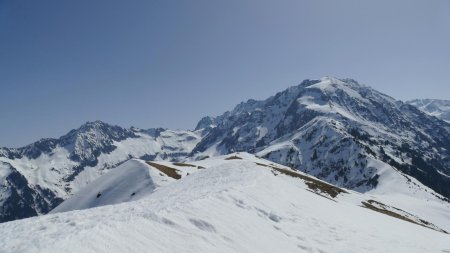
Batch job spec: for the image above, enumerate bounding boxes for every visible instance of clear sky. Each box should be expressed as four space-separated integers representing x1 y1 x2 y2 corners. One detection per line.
1 0 450 147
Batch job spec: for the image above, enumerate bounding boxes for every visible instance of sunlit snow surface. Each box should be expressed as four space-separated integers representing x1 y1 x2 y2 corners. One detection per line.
1 153 449 253
50 159 175 213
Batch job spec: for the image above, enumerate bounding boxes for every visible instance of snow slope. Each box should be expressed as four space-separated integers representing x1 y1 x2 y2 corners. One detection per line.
50 159 175 213
1 154 449 253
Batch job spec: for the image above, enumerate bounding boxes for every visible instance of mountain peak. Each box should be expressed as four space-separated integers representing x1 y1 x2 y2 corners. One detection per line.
193 76 386 134
14 120 138 162
311 76 365 90
66 120 135 140
195 116 216 131
320 75 343 83
76 120 112 132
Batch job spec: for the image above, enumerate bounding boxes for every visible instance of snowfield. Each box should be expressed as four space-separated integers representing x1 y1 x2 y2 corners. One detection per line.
1 154 449 253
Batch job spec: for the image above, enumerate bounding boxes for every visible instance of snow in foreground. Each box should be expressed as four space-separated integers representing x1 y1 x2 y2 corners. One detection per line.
0 154 449 253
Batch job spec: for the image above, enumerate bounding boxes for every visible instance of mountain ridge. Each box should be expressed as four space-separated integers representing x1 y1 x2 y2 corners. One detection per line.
0 76 449 223
406 98 450 123
190 77 450 197
1 153 449 253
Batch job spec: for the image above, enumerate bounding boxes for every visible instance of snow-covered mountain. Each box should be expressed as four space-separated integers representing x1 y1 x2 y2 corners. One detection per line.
1 76 450 224
193 77 450 198
1 154 449 253
406 99 450 123
0 121 203 222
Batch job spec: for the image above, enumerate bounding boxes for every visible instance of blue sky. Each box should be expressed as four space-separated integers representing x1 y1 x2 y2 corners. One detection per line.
1 0 450 147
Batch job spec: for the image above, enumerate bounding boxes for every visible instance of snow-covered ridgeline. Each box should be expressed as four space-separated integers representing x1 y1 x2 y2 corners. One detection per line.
0 154 449 253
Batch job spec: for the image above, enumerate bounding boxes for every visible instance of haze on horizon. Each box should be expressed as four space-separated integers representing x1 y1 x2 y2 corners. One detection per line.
1 0 449 147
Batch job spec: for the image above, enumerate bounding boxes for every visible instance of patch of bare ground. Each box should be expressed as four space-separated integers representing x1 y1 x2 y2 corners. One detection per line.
146 162 181 180
361 200 448 234
172 162 207 170
255 162 347 198
172 162 196 167
225 155 243 160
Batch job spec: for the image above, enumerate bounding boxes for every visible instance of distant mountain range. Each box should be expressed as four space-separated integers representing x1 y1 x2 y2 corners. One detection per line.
406 99 450 123
1 76 449 223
